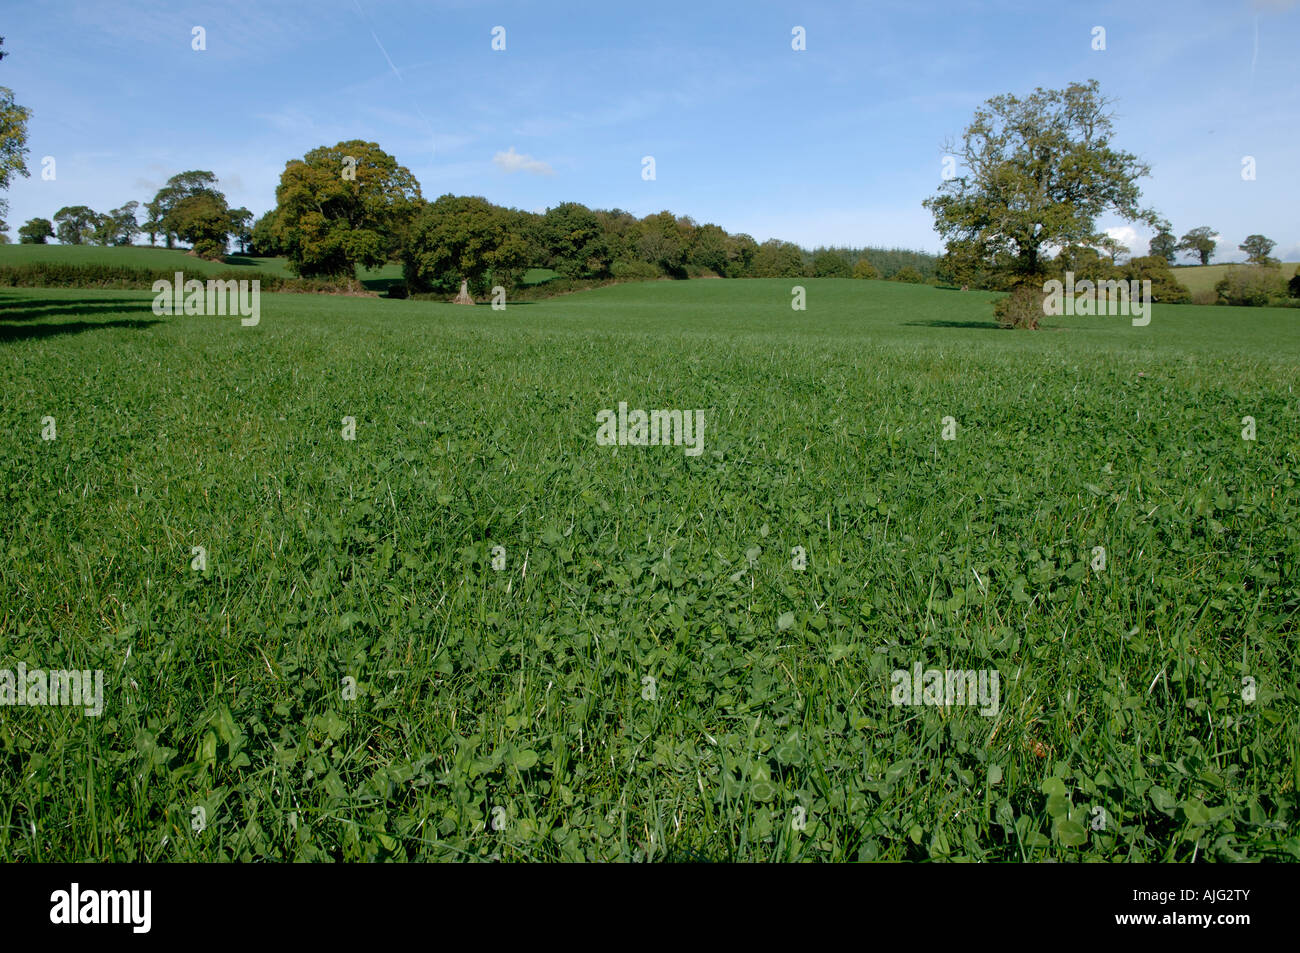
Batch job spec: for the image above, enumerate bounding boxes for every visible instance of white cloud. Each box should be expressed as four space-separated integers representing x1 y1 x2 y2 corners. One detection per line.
1105 226 1139 251
492 147 554 176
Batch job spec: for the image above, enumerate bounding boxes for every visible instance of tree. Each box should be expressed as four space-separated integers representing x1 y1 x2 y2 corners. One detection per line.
0 39 32 222
635 211 692 278
852 258 880 279
889 266 925 283
1177 226 1216 266
812 250 851 278
0 219 8 243
249 210 284 257
273 140 421 279
149 171 222 248
18 216 52 243
1239 234 1277 267
537 202 609 279
170 191 231 259
228 207 253 254
1148 221 1178 264
750 239 804 278
923 80 1157 292
1122 255 1191 303
402 194 527 296
53 205 98 245
689 223 730 276
94 201 140 246
724 233 757 277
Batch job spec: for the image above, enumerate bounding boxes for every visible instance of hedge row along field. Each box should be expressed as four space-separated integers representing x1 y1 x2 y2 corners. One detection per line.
0 279 1297 861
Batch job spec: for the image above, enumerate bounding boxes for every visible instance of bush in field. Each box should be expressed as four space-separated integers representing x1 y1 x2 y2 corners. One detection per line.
1215 265 1286 307
993 285 1042 329
890 266 925 284
811 250 851 278
1289 268 1300 299
852 258 880 279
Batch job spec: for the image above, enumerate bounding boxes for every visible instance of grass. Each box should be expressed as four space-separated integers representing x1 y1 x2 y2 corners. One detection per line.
0 278 1296 862
1173 262 1300 296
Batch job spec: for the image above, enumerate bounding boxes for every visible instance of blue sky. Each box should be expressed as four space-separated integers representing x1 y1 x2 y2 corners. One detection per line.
3 0 1298 260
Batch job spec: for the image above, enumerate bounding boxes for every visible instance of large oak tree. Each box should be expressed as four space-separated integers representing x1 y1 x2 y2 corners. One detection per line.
273 140 421 280
924 80 1157 287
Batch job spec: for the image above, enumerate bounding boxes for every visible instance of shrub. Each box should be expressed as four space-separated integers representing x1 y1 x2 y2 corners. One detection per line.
890 266 925 284
993 285 1043 329
1289 269 1300 299
1214 265 1287 307
852 259 880 280
610 260 660 281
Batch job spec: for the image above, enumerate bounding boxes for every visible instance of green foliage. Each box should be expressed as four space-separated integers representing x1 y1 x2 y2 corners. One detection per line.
992 284 1042 328
925 80 1157 284
889 266 925 284
148 171 223 250
402 194 527 296
1148 223 1178 264
853 259 881 280
1239 234 1277 267
610 259 659 281
811 250 851 278
1214 265 1287 307
0 261 345 291
93 202 141 247
0 82 31 213
53 205 97 245
1122 256 1191 304
1289 269 1300 299
1177 226 1216 266
751 240 804 278
538 203 610 279
636 211 693 279
273 141 421 280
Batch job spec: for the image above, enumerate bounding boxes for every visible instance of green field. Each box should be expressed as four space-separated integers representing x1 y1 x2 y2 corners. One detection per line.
1173 262 1300 296
1 279 1297 861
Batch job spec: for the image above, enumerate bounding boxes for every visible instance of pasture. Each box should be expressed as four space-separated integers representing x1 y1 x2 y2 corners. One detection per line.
0 278 1296 861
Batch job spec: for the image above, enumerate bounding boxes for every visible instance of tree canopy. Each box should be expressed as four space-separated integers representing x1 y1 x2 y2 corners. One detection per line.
273 140 422 280
924 79 1157 285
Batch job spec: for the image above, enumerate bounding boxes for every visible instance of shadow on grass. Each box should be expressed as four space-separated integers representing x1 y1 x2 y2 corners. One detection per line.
0 300 152 322
902 319 1001 330
0 318 162 343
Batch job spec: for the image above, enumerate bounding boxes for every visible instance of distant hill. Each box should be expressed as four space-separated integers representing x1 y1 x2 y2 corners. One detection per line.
1172 262 1300 295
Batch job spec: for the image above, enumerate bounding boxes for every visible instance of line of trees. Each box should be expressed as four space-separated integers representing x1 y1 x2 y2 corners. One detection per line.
15 172 253 258
246 140 937 293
